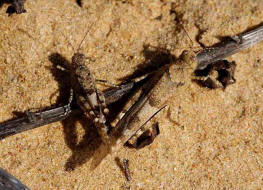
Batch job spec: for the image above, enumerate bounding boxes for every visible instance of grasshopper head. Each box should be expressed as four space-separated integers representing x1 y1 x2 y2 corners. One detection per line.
72 53 86 69
179 50 197 69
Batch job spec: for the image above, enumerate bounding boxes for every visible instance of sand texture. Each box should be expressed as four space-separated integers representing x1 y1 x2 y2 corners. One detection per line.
0 0 263 189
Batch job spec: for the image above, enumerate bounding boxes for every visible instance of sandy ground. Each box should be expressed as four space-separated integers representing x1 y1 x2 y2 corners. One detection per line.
0 0 263 189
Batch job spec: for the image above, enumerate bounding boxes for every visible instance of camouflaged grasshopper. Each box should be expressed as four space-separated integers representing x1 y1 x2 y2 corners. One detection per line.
120 22 263 145
69 52 113 143
52 18 115 144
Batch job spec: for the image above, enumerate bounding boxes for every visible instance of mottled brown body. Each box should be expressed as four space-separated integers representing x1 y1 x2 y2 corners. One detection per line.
70 53 110 143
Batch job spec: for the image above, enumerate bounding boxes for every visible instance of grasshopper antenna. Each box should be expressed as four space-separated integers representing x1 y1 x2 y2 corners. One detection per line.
182 25 195 48
77 6 104 52
171 24 202 51
55 19 97 54
77 21 96 52
77 9 104 53
63 32 76 53
163 25 201 51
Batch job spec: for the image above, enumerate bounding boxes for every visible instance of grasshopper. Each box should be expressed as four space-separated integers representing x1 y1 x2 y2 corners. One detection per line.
110 33 242 148
54 17 118 144
120 21 263 145
118 23 263 147
69 52 112 143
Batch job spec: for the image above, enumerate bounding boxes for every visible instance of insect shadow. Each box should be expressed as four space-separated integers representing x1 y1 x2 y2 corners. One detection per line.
48 53 97 171
48 53 103 171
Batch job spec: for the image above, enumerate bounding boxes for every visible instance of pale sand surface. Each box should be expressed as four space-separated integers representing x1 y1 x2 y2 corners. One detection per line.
0 0 263 189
